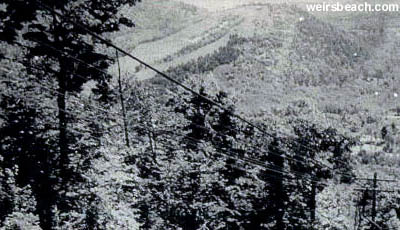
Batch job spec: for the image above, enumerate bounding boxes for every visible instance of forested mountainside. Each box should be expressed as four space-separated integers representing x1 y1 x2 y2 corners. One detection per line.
1 0 400 229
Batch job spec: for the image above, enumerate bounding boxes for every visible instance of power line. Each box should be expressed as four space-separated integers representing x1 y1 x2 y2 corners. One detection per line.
2 55 116 116
4 59 314 185
354 173 398 230
6 36 353 187
164 88 356 179
354 188 400 193
1 2 362 186
5 31 341 184
362 215 383 230
4 82 329 186
6 0 359 188
5 76 113 129
4 38 337 187
127 117 331 185
130 123 330 186
33 0 346 176
7 3 355 183
3 63 122 139
20 37 110 81
5 4 399 228
356 178 397 182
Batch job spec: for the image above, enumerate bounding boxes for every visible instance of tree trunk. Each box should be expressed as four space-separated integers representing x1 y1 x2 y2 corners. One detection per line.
57 64 69 176
116 50 130 148
268 138 286 230
273 156 285 230
52 8 70 185
310 181 316 226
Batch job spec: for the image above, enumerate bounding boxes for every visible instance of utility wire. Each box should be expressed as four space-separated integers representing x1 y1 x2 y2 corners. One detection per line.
3 52 332 186
163 88 357 179
3 60 122 140
25 37 110 80
5 13 353 182
12 39 108 84
6 33 360 185
4 3 349 183
5 76 113 131
130 123 329 186
125 118 330 185
5 4 361 184
4 59 316 185
33 0 345 175
3 54 116 116
126 124 322 185
4 28 336 183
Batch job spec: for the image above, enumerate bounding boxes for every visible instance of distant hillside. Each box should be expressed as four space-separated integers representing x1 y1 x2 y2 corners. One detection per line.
112 0 400 160
136 3 399 138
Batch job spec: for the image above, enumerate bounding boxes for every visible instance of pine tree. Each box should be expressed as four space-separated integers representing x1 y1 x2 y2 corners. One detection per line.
0 1 140 228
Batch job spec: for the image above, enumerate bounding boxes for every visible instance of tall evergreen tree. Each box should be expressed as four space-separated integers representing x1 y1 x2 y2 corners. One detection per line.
0 1 140 229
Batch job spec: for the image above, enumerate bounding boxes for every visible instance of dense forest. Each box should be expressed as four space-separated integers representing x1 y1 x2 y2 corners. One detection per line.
1 1 400 230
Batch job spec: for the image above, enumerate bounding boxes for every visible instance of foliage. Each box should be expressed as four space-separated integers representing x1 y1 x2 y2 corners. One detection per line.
0 0 140 229
130 76 356 229
283 119 356 229
1 2 398 229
